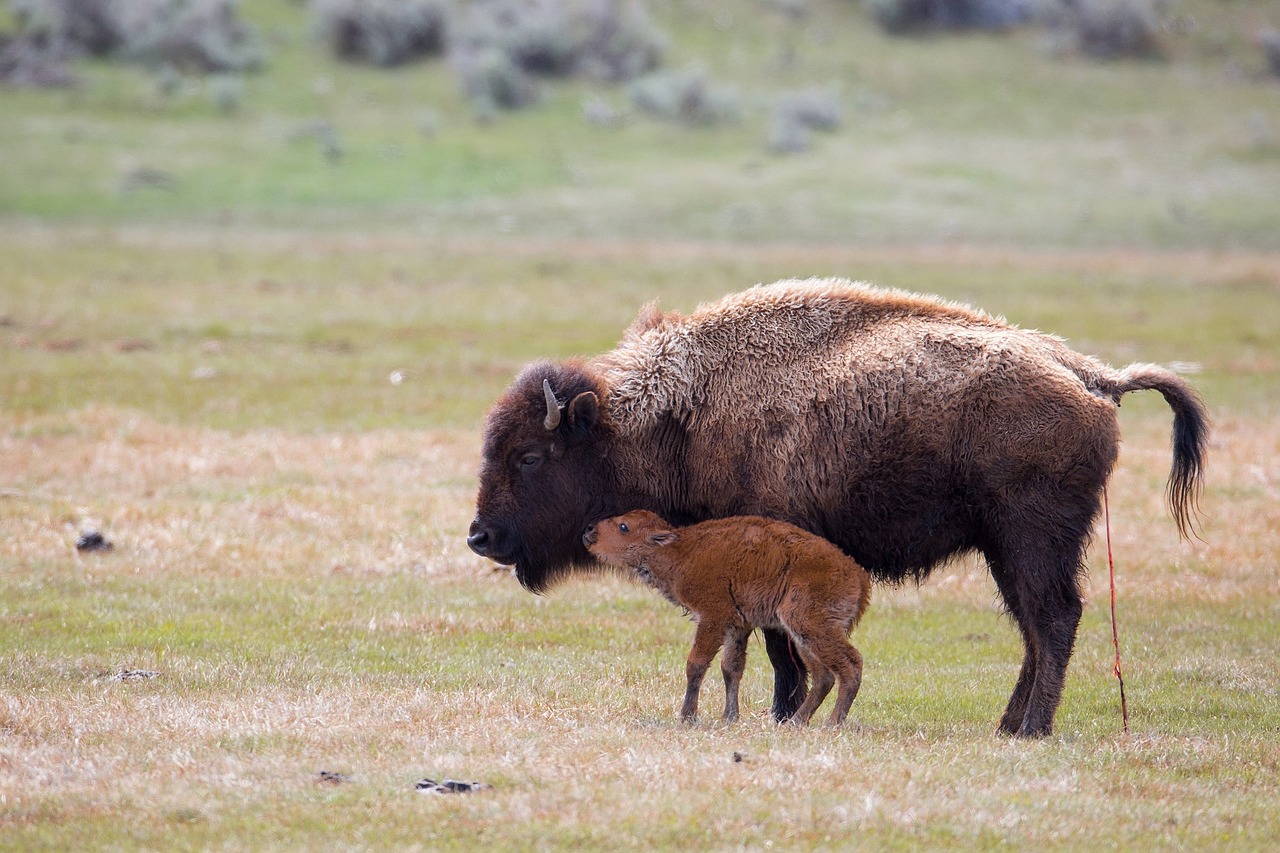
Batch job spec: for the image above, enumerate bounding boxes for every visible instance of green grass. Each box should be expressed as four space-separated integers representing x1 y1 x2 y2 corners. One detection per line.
2 235 1277 431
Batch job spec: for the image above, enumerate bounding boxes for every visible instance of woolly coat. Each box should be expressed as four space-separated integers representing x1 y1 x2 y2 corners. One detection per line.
587 279 1183 577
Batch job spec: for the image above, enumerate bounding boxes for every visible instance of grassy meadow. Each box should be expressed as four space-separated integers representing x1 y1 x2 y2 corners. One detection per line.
3 1 1280 850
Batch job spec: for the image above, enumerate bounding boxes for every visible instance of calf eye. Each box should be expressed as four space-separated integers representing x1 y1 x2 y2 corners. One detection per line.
618 523 629 534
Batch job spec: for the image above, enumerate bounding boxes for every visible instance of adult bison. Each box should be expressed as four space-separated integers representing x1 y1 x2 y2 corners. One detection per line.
467 278 1207 738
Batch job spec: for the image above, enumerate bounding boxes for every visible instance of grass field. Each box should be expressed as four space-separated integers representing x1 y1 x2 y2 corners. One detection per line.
3 0 1280 849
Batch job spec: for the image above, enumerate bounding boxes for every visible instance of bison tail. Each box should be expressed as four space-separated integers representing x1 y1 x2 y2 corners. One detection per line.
1114 363 1209 540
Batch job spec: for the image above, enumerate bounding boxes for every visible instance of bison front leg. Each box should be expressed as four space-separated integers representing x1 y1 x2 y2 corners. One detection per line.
681 619 727 723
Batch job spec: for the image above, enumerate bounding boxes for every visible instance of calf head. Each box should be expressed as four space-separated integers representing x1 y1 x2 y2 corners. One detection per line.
583 510 679 567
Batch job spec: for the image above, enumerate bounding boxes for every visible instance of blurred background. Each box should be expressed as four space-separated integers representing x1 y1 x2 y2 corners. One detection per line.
3 0 1278 247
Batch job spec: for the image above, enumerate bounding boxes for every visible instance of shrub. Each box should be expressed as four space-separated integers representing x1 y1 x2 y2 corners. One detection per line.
1257 27 1280 78
310 0 449 67
628 68 739 127
576 0 664 82
865 0 1033 34
1043 0 1162 59
0 31 77 86
9 0 131 56
767 86 842 154
8 0 265 72
122 0 265 72
581 94 623 126
452 44 539 116
449 0 665 113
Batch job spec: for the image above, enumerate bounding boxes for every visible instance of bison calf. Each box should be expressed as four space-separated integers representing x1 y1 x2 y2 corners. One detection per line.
584 510 872 727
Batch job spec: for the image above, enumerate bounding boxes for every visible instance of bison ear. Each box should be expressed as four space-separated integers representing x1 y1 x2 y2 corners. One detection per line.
564 391 599 445
648 531 678 547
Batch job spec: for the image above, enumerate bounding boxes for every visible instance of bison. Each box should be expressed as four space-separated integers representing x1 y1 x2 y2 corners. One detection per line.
468 278 1207 738
584 510 872 726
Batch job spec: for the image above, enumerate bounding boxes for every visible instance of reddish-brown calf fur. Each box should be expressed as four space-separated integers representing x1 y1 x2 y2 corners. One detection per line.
585 510 872 726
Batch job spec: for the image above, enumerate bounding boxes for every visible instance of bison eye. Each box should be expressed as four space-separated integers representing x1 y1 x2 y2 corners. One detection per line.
618 522 629 534
520 453 543 470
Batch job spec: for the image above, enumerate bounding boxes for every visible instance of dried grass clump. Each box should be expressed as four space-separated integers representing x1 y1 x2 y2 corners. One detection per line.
6 0 265 73
310 0 450 67
766 86 842 154
864 0 1033 34
628 68 739 127
1039 0 1163 59
450 0 665 113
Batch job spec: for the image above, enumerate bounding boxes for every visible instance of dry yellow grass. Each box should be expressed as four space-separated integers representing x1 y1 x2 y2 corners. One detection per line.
3 399 1277 849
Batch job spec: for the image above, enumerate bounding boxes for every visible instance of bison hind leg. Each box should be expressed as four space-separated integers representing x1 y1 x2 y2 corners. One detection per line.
985 495 1096 738
763 628 808 722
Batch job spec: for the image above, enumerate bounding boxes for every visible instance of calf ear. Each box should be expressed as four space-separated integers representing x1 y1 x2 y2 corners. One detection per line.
648 531 678 547
565 391 599 445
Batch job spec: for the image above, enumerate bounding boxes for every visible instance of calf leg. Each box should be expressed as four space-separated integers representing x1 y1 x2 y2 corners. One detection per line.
825 642 864 728
785 611 865 728
789 645 834 726
682 618 728 723
720 626 751 722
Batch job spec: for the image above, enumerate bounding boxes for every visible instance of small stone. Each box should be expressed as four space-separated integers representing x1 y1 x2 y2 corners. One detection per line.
414 777 491 794
76 531 113 552
315 770 352 785
113 669 159 681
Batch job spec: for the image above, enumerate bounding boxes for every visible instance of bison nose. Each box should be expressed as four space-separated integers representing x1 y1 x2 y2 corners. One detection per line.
582 524 597 548
467 520 493 556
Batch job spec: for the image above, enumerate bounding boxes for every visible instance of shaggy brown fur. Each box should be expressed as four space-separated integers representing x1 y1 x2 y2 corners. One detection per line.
584 511 871 727
470 278 1208 737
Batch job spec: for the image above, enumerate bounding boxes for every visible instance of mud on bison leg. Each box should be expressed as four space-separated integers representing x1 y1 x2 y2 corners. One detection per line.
763 628 807 722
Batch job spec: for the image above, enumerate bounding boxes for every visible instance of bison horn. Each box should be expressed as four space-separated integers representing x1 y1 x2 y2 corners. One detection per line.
543 379 562 431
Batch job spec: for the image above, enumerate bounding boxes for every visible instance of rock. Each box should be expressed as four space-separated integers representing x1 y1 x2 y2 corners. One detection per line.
414 778 491 794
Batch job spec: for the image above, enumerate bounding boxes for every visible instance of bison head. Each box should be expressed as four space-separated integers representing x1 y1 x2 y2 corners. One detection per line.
468 360 619 592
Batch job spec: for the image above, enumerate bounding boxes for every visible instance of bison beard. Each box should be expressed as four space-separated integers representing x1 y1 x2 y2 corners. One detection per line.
468 279 1208 738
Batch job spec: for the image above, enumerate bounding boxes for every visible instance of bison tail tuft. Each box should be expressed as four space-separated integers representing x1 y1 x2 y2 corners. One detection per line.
1115 363 1209 540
